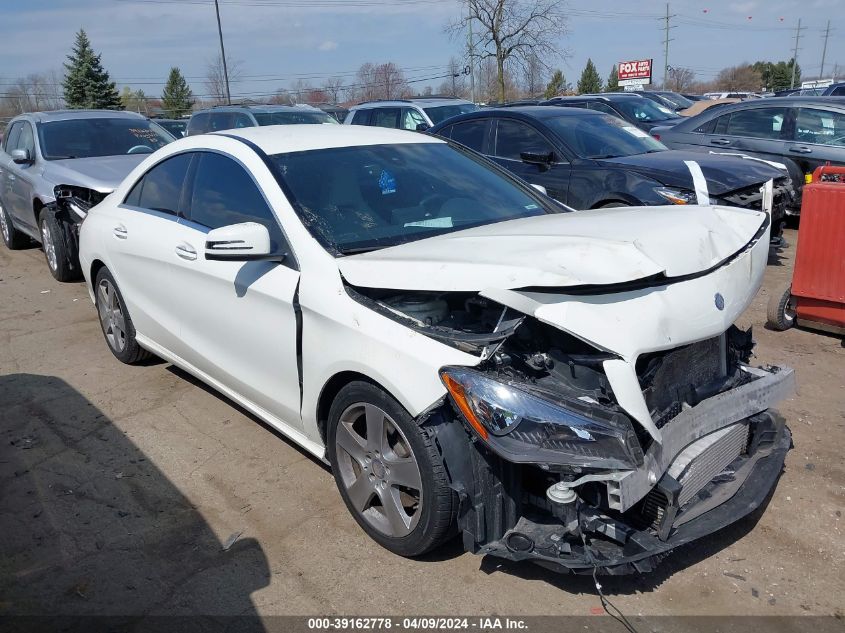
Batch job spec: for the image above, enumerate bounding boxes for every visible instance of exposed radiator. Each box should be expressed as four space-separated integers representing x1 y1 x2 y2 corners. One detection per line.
669 422 750 507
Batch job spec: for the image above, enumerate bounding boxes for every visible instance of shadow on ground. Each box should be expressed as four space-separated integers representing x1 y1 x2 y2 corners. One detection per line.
0 374 270 632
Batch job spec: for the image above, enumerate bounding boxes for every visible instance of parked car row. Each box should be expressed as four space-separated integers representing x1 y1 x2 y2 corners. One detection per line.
0 101 796 578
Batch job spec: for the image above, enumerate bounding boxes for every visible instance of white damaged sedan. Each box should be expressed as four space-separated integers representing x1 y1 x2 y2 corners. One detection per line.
79 125 794 574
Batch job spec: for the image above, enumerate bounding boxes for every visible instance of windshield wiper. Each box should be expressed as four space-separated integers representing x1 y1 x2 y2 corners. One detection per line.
339 245 384 255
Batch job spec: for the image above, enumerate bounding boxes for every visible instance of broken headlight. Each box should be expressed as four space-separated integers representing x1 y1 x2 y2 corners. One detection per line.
440 367 642 470
654 187 708 206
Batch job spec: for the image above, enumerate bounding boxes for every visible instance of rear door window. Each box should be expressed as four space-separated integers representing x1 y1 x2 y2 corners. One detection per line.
208 113 236 132
126 152 193 215
494 119 555 160
584 102 618 116
371 108 401 129
449 120 489 152
795 108 845 146
350 110 371 126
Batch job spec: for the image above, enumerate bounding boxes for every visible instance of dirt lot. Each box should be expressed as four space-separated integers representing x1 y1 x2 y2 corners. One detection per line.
1 228 843 625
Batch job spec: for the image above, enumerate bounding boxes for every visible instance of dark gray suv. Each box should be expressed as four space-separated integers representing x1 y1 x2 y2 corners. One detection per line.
651 97 845 215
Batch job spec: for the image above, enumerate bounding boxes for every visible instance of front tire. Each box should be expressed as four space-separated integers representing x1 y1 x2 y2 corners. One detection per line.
0 199 30 250
767 284 796 331
327 381 456 557
39 207 81 282
94 267 152 364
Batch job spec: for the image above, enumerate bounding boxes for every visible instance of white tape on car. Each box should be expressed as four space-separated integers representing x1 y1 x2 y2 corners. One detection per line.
684 160 709 205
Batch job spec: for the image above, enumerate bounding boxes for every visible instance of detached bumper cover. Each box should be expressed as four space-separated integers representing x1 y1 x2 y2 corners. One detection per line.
480 415 791 575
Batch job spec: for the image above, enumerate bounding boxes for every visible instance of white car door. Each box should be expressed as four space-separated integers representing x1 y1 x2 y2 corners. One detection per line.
165 150 302 430
100 152 195 354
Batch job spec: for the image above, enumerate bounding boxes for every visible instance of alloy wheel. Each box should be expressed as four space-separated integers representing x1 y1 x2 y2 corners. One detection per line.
0 205 9 243
41 220 57 271
97 279 127 353
334 403 423 538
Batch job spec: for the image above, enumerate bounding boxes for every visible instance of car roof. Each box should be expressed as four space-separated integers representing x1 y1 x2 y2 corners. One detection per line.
17 110 148 123
351 98 473 109
708 96 845 107
193 104 321 115
214 123 443 154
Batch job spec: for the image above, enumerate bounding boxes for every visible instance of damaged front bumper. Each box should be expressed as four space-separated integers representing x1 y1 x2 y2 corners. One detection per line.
447 366 794 574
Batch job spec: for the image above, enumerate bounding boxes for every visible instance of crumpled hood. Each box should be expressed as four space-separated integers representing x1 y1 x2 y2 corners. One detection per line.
337 205 766 292
43 154 147 193
599 150 786 196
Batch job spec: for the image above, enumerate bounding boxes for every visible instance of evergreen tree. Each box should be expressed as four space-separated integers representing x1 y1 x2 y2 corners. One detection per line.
605 65 620 92
161 67 195 118
543 69 567 99
577 58 603 94
62 30 121 109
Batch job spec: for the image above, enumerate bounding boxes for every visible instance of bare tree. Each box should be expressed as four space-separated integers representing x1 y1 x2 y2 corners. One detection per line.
438 57 468 97
714 64 763 92
353 62 409 101
667 67 695 93
204 55 243 103
322 76 345 104
522 52 546 98
268 89 293 105
448 0 567 102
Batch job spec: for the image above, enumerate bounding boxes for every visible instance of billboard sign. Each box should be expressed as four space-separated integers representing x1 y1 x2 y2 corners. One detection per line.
618 59 652 86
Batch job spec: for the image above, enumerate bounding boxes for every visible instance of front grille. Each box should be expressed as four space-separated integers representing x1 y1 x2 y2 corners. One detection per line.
638 336 726 428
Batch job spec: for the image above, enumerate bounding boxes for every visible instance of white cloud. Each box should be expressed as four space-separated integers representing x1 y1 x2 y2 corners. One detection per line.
317 40 338 52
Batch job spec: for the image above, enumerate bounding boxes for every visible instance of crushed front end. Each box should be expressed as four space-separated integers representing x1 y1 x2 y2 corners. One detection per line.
48 185 107 274
434 323 793 574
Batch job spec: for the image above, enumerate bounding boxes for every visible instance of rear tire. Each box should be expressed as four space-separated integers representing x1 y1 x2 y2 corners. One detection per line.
767 284 796 331
327 381 456 557
39 207 81 282
0 199 30 250
94 267 152 364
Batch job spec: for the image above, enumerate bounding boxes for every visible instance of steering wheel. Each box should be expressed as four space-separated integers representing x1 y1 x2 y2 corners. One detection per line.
127 145 153 155
419 194 448 213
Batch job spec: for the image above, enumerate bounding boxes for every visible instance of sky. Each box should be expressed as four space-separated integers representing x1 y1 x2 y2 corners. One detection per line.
1 0 843 100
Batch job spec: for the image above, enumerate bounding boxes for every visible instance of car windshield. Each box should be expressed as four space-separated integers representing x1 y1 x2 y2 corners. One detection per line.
37 117 174 160
611 98 679 122
546 113 667 159
253 111 338 125
423 103 479 125
271 142 552 254
657 92 694 109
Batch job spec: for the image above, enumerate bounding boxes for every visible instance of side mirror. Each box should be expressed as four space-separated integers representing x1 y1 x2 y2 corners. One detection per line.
530 183 548 196
520 151 554 167
204 222 273 261
415 123 430 132
11 148 33 164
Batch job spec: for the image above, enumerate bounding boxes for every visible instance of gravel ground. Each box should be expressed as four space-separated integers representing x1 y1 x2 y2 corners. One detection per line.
1 228 842 625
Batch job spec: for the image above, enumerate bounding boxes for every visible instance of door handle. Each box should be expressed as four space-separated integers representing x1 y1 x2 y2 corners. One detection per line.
710 138 732 146
175 242 197 261
113 224 128 239
789 146 813 154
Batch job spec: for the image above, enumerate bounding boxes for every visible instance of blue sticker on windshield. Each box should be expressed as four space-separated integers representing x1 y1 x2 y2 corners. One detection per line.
379 170 397 195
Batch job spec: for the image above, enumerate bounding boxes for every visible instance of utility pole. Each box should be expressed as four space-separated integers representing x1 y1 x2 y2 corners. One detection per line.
214 0 232 104
820 20 831 80
662 3 675 90
468 16 476 103
790 18 804 89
